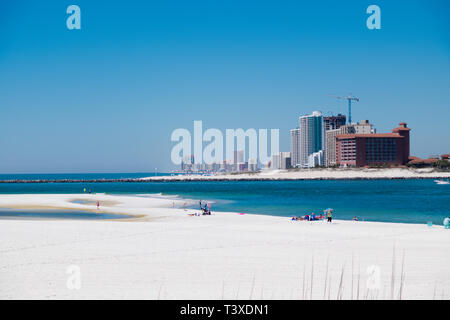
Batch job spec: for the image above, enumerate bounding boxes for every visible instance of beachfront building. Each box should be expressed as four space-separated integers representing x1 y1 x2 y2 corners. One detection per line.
298 111 323 168
325 128 341 167
269 152 291 170
237 162 248 172
280 152 291 169
180 154 195 172
324 120 376 167
308 150 324 167
233 150 245 171
248 158 258 171
270 154 280 170
336 122 410 167
323 114 346 167
290 128 301 168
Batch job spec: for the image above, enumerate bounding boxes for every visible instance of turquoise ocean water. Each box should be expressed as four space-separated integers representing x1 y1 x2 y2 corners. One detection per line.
0 174 449 225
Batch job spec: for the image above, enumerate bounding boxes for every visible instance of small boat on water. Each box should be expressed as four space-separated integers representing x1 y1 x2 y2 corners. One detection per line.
434 179 450 185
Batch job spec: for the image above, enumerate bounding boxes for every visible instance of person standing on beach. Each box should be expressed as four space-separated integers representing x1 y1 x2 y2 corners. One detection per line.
327 210 332 223
97 201 100 210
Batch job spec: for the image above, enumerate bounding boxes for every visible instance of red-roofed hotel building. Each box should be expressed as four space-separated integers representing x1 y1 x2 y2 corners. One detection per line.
336 123 410 167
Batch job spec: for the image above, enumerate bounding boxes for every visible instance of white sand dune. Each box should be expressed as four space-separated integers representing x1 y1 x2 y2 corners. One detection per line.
0 194 448 300
141 168 450 181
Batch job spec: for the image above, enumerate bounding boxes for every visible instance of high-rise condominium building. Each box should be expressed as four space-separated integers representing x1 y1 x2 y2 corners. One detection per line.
323 114 346 167
325 128 341 167
290 128 301 168
299 111 323 168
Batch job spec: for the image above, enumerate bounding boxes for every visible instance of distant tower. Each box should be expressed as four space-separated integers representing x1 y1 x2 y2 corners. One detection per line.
290 128 301 168
299 111 323 168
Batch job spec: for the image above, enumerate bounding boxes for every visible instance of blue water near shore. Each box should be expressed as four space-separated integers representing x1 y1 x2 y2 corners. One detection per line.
0 172 171 180
0 176 449 225
0 209 129 220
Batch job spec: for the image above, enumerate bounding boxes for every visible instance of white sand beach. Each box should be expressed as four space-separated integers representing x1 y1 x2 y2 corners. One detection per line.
0 193 448 300
141 168 450 181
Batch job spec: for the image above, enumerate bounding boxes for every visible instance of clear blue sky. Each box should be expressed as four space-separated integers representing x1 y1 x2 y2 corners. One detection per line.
1 0 449 173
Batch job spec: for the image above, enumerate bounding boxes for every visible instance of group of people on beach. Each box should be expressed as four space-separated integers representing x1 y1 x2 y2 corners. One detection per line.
292 209 334 223
292 209 361 223
199 200 211 215
292 213 325 222
187 200 212 216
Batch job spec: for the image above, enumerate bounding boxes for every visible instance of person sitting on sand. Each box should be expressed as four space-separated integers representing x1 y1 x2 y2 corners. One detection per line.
201 205 211 215
318 214 323 220
353 216 359 221
310 213 316 221
304 214 309 221
292 216 297 221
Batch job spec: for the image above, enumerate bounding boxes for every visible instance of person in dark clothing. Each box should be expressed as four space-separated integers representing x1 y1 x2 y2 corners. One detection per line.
327 210 332 223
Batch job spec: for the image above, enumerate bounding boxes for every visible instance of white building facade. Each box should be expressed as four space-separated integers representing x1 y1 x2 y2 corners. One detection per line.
299 111 324 168
290 128 301 168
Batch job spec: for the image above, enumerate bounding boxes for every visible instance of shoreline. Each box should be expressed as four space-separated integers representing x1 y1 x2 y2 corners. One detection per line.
1 168 449 183
0 192 446 227
141 168 450 181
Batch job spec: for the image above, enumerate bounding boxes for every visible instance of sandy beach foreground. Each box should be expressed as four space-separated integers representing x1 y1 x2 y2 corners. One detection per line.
0 194 448 299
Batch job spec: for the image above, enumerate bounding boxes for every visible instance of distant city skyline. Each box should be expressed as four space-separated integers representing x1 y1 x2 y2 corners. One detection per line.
1 1 449 173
